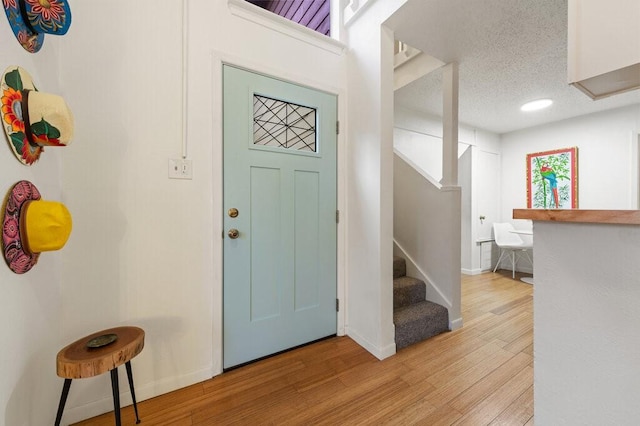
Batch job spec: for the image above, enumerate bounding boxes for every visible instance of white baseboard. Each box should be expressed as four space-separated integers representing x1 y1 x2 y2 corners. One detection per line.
461 268 484 275
59 367 214 425
450 317 463 330
346 327 396 360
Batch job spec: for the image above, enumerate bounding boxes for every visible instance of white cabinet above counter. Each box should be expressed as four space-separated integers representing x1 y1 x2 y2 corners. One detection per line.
568 0 640 99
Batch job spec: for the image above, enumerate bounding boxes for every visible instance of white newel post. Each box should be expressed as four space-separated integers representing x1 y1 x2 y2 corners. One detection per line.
442 62 459 188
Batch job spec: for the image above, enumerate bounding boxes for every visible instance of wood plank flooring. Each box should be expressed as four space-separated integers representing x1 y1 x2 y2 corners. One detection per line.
73 271 533 425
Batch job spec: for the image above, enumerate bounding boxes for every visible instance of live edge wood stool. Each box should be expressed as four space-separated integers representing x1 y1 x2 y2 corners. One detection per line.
55 326 145 426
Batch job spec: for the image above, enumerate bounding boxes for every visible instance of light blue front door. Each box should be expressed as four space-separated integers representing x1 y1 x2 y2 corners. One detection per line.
223 65 337 369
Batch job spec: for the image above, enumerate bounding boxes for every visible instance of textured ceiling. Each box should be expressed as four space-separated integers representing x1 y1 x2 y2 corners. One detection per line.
389 0 640 135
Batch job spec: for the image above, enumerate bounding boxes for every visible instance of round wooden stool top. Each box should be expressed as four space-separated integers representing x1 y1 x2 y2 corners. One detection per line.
56 326 145 379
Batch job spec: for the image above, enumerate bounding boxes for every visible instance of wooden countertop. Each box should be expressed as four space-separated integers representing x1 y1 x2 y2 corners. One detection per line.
513 209 640 225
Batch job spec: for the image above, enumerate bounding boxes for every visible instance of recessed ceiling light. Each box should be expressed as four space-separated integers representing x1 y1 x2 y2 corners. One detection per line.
521 99 553 112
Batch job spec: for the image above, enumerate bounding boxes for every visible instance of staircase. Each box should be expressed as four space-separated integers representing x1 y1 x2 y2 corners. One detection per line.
393 256 449 349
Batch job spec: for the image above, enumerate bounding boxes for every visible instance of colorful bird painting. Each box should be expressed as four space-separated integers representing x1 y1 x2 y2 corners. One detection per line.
540 165 559 208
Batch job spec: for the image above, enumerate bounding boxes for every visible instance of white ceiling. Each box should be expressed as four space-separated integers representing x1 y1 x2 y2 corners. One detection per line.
389 0 640 135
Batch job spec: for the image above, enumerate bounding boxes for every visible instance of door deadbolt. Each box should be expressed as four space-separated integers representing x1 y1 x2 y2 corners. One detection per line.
228 228 240 239
228 208 239 218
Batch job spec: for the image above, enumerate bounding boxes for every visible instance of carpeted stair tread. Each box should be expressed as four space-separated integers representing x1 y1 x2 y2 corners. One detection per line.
392 256 450 349
393 256 406 279
393 276 426 309
394 300 449 350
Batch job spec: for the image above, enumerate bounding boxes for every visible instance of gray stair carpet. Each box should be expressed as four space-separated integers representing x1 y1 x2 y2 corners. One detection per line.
393 256 449 350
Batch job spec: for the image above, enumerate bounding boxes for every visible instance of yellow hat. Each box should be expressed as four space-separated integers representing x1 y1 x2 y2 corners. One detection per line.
21 200 72 254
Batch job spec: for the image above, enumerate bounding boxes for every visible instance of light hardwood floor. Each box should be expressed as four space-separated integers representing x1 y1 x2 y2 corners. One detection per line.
74 271 533 425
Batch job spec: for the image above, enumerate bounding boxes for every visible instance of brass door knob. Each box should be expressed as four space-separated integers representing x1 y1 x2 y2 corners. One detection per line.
228 228 240 239
228 208 239 218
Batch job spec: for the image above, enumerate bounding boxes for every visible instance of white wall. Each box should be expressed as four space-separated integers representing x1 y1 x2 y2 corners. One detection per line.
394 106 482 146
501 104 640 225
393 126 471 183
534 220 640 425
394 154 462 326
459 148 472 272
343 0 409 359
393 127 447 181
474 148 502 272
0 1 349 424
393 106 501 274
0 27 66 426
58 3 204 422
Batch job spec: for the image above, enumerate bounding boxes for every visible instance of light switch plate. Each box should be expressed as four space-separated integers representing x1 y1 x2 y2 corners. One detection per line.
168 158 193 179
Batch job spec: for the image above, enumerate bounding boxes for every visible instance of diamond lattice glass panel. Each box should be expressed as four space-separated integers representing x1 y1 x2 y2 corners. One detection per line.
253 95 317 152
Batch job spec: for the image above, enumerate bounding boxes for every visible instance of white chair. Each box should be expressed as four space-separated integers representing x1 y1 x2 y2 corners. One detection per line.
492 223 533 279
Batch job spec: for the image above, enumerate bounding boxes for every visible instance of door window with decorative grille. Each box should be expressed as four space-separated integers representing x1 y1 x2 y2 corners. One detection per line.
253 95 317 153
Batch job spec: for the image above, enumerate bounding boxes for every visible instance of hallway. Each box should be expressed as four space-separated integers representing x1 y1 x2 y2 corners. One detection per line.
75 272 533 425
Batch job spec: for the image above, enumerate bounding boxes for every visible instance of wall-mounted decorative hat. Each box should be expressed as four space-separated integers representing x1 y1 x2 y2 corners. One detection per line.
3 0 72 53
2 180 72 274
1 66 74 165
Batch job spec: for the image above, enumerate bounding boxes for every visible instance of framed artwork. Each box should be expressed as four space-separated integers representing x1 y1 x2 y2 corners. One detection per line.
527 147 578 209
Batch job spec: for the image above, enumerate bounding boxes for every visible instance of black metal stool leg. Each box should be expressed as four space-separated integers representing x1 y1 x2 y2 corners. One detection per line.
110 368 121 426
54 379 72 426
125 361 141 424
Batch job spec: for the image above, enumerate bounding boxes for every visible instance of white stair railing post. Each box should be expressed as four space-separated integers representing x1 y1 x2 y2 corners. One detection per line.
441 62 459 188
